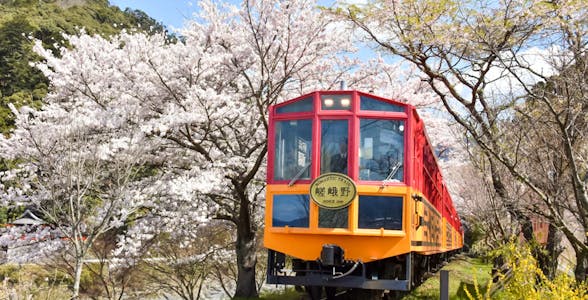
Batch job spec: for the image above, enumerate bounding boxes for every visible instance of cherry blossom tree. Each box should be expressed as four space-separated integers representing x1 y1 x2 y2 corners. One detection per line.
0 88 159 298
340 0 588 279
0 0 460 298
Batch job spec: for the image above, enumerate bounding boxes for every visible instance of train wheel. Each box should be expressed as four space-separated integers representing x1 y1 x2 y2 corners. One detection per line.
325 287 337 300
410 254 426 289
305 286 321 300
385 289 407 300
347 288 382 300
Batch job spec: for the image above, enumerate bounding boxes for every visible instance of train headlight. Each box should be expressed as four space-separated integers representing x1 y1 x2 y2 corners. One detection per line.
323 98 334 107
340 97 350 107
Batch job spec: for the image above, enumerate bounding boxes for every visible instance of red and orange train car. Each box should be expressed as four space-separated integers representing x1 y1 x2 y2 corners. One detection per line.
264 90 462 298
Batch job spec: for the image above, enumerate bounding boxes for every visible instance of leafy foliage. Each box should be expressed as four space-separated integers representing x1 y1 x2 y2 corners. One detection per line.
467 240 588 299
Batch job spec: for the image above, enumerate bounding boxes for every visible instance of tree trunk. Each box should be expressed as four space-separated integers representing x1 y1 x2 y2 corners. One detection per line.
574 248 588 282
72 256 84 299
488 157 534 241
557 224 588 282
235 247 257 298
234 197 258 298
544 223 562 279
533 223 562 279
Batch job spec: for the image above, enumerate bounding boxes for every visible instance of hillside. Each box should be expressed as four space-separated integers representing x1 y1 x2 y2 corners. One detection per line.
0 0 167 134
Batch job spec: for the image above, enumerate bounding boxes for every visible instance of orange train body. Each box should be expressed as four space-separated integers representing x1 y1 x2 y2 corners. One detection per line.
265 185 462 263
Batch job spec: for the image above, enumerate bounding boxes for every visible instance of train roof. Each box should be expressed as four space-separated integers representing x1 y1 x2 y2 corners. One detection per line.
274 90 416 111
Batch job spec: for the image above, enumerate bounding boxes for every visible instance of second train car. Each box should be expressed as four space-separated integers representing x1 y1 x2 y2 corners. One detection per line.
264 90 463 299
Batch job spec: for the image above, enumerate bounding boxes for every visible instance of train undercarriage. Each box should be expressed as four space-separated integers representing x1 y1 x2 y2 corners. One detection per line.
266 247 458 300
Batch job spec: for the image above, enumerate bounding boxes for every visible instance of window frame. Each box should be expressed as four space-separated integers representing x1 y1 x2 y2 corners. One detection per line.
267 91 413 234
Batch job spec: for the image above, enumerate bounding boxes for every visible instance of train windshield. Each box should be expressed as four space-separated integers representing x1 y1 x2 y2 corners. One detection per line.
272 194 310 227
320 120 349 175
358 196 403 230
358 119 405 182
273 120 312 181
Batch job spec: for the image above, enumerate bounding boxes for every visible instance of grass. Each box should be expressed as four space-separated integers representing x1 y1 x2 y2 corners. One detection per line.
259 287 304 300
401 255 493 300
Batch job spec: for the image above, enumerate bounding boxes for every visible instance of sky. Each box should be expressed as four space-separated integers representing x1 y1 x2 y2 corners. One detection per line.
110 0 196 29
109 0 339 30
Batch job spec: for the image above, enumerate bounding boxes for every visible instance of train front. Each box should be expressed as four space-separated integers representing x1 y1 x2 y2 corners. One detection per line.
264 90 415 293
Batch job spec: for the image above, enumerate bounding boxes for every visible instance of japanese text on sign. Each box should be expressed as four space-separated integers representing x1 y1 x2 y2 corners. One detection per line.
310 173 357 209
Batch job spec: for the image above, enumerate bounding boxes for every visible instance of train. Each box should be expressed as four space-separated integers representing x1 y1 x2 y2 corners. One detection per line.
264 90 463 299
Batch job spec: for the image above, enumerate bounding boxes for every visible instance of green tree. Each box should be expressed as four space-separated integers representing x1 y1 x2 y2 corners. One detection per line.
0 0 169 135
0 18 47 131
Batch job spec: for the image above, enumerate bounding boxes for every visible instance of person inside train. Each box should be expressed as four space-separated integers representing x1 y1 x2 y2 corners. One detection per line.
330 139 348 174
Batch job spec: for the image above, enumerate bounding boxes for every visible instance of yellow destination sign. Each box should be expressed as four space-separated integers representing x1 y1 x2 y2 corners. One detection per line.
310 173 357 209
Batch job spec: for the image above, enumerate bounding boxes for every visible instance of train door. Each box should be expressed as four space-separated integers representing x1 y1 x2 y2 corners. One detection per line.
318 118 350 228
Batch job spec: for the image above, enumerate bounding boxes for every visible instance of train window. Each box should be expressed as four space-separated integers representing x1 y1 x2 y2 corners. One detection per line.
276 97 313 113
358 196 403 230
320 120 349 175
272 195 310 228
319 207 348 228
360 95 404 112
358 119 405 182
273 120 313 181
321 94 352 111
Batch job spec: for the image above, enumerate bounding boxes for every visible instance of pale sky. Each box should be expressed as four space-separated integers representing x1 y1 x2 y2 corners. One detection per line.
110 0 195 29
109 0 339 30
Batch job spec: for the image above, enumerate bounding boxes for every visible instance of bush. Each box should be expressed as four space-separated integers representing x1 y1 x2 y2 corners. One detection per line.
0 264 70 299
467 240 588 300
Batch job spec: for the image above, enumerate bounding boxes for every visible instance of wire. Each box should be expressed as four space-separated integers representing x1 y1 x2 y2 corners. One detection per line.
332 261 361 279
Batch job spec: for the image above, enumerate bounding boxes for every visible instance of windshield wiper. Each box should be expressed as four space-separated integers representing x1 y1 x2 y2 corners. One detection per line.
288 162 311 186
383 161 402 182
